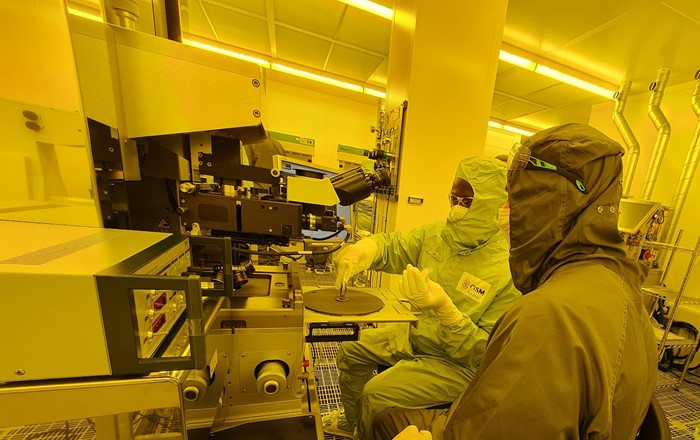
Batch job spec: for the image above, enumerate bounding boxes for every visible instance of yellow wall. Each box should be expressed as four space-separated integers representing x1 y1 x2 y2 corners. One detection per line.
386 0 509 232
262 80 379 169
590 79 700 296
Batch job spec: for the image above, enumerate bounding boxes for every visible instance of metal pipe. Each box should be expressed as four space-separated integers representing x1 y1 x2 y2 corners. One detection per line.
613 81 641 197
641 68 672 200
664 71 700 243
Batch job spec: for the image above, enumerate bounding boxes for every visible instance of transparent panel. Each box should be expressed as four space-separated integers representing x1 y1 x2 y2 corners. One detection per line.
0 0 100 226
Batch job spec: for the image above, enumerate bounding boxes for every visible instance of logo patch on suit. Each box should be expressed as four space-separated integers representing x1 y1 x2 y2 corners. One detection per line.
456 272 491 303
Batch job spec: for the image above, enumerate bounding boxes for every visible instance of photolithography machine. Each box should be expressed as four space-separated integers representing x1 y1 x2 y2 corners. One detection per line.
0 121 416 440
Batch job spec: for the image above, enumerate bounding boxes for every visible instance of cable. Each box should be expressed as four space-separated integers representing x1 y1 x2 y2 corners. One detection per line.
233 232 351 256
312 229 348 241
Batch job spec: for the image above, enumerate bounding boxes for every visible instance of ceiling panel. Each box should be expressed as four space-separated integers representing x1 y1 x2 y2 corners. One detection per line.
491 99 548 120
326 44 385 82
275 26 332 70
513 100 598 128
204 3 271 55
495 69 560 97
273 0 346 38
185 0 218 40
203 0 267 16
503 0 656 53
335 7 391 54
367 58 388 86
522 84 606 108
549 3 700 91
491 92 513 107
662 0 700 23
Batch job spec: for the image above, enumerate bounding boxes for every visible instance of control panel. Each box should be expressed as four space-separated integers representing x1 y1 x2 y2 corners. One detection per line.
131 240 192 358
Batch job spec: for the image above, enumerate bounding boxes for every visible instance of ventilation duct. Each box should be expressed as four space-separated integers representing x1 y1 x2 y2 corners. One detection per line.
664 71 700 243
613 81 640 197
641 68 672 200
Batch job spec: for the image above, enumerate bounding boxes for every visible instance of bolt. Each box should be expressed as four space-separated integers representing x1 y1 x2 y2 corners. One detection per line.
206 162 212 167
108 147 115 152
222 353 228 358
198 161 203 166
241 353 246 357
252 79 261 87
253 110 261 118
14 369 25 376
287 351 292 355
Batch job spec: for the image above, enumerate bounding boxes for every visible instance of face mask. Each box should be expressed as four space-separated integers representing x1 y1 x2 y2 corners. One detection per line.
497 207 510 245
448 205 469 222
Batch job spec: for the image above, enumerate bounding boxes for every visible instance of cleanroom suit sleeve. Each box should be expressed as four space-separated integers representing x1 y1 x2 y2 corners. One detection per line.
367 226 427 274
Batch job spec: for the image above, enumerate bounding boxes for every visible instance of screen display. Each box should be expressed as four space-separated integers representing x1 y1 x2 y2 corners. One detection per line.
618 200 660 233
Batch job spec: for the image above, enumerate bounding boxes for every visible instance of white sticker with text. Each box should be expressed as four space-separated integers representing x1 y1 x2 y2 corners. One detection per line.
455 272 491 303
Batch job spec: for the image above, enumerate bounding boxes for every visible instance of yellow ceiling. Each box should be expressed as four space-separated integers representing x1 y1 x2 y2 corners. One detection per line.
69 0 700 131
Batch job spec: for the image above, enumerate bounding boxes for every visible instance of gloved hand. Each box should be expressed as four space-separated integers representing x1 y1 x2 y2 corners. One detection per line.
334 239 379 289
400 264 463 326
393 425 432 440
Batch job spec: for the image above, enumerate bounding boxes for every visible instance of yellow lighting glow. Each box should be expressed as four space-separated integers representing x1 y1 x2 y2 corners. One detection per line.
271 63 363 92
488 120 535 137
498 50 536 71
338 0 393 19
534 65 616 99
184 40 270 67
67 7 103 22
503 125 535 136
498 51 617 99
363 87 387 98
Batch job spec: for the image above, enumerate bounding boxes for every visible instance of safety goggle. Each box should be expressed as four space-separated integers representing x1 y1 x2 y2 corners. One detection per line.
448 194 474 207
508 144 587 194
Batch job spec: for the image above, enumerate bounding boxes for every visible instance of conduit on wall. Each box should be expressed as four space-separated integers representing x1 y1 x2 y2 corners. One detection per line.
641 68 672 200
613 81 641 197
664 70 700 243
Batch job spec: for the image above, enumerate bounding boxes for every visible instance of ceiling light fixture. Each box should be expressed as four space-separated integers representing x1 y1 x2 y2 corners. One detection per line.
498 50 535 71
498 50 616 99
67 7 103 22
271 63 363 92
534 65 616 99
337 0 393 20
503 124 535 136
184 39 270 67
363 87 387 98
488 119 535 137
